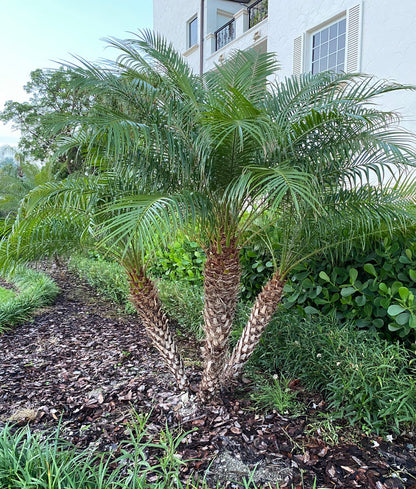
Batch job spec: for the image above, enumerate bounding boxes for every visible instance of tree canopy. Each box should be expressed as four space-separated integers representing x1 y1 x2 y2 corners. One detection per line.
0 68 93 175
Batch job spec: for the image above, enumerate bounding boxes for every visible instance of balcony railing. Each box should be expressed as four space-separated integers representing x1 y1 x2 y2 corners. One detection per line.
248 0 268 29
215 18 235 51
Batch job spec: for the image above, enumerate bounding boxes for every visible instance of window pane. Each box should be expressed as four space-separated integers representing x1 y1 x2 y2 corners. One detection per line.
313 32 321 47
338 33 346 50
321 28 329 43
328 52 337 69
319 58 328 72
339 19 346 35
321 42 328 58
329 38 337 54
337 48 345 65
329 23 338 39
189 18 198 47
312 61 319 74
312 47 320 61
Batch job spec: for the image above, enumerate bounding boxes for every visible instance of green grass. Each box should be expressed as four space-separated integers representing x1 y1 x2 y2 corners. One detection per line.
249 310 416 434
0 285 15 302
249 373 304 416
0 266 59 332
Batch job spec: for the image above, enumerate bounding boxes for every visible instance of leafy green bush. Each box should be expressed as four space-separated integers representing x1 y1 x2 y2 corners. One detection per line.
149 238 205 285
283 236 416 343
251 311 416 433
239 245 274 301
0 267 59 331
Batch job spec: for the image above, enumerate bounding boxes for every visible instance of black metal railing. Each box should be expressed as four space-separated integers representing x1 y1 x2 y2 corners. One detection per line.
248 0 268 28
215 18 235 51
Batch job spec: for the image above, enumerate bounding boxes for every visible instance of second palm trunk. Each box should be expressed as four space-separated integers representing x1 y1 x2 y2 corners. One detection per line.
198 238 241 401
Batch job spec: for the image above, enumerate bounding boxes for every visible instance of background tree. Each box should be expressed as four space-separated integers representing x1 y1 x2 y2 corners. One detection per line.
0 68 93 176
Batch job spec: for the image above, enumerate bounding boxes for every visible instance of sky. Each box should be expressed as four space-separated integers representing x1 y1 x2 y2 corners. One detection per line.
0 0 154 146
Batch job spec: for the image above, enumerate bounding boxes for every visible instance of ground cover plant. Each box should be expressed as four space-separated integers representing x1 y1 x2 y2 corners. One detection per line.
250 311 416 433
0 285 14 302
0 266 59 331
69 253 416 435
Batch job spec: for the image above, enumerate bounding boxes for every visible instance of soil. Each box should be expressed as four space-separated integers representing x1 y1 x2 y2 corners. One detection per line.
1 264 416 489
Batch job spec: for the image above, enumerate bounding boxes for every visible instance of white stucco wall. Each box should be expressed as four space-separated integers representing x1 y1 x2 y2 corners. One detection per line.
153 0 201 72
154 0 416 132
268 0 416 131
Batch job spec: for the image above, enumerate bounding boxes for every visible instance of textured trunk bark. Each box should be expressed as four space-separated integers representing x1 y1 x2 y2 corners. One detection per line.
127 269 189 391
222 271 285 383
198 238 241 402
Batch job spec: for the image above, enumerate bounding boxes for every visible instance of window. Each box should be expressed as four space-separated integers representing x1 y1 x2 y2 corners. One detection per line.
188 17 198 48
311 18 346 74
293 4 362 76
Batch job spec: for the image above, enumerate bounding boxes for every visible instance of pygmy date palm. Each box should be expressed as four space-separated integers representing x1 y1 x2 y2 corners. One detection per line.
2 31 416 403
96 33 416 400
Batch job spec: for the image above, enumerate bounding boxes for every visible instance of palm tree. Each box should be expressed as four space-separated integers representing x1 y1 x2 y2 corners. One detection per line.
2 32 416 403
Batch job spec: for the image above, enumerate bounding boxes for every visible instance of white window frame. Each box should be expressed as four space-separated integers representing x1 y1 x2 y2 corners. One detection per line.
187 15 198 48
309 16 347 74
293 4 362 76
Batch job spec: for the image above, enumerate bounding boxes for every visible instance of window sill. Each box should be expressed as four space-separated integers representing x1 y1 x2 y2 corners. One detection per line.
183 44 199 57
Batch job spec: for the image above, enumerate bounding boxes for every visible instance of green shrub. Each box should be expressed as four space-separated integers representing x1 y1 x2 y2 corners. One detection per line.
147 236 275 302
239 245 274 301
149 238 205 285
251 310 416 433
0 267 59 331
280 236 416 343
68 253 132 306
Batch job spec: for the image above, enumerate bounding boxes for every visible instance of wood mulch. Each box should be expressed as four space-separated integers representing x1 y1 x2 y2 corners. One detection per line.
1 264 416 488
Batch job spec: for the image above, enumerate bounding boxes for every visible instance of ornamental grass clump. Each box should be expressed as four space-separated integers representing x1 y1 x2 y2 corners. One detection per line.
252 311 416 433
0 267 59 332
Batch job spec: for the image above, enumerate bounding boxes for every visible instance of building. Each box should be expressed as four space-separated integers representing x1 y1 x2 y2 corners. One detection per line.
153 0 416 132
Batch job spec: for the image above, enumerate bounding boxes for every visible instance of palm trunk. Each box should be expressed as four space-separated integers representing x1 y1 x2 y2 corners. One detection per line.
198 238 241 402
127 269 189 391
222 271 285 383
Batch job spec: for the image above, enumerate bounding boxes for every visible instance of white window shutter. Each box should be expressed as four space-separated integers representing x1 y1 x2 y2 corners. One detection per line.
293 34 304 75
346 4 362 72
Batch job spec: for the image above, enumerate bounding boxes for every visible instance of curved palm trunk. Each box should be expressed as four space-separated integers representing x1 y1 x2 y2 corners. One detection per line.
222 271 285 383
127 269 189 391
198 238 241 402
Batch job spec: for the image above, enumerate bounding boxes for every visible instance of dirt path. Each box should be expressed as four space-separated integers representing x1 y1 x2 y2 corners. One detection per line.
1 264 415 488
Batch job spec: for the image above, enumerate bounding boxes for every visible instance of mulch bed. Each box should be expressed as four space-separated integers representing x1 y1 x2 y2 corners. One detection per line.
1 264 416 488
